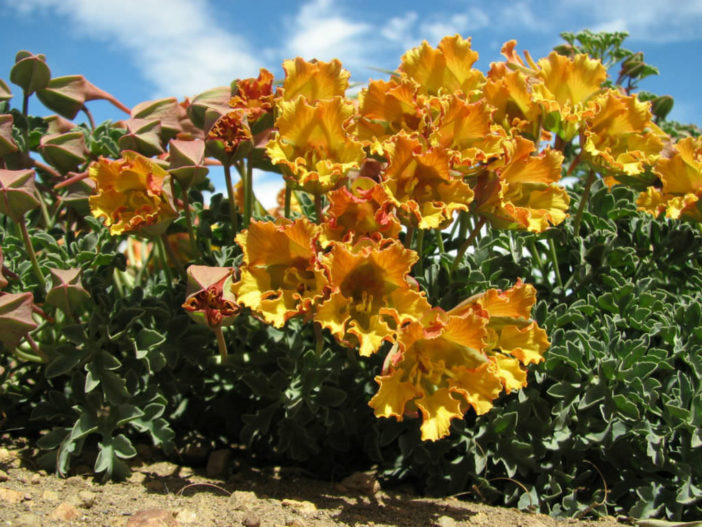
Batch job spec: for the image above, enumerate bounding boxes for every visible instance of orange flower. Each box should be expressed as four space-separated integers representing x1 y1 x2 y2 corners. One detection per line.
281 57 350 102
381 133 474 229
207 110 253 153
89 151 176 236
231 219 327 328
399 35 485 97
266 96 365 195
582 90 665 184
637 136 702 221
321 177 402 245
473 137 569 232
315 237 431 357
229 68 276 121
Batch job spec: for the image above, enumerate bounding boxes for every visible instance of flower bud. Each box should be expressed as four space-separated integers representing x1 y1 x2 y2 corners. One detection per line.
39 131 87 173
117 118 164 157
44 114 77 134
187 87 231 130
0 79 12 102
0 115 18 158
182 265 239 329
0 292 37 349
10 51 50 95
37 75 130 119
45 268 90 315
168 139 209 189
131 98 185 142
651 95 674 121
0 168 40 221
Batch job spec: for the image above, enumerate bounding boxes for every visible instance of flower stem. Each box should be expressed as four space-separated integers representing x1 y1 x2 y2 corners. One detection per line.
81 105 96 130
160 233 186 281
21 91 30 153
572 169 596 236
452 216 486 273
214 326 228 360
548 237 563 289
435 229 445 255
284 184 292 219
18 215 46 291
181 187 198 257
244 154 254 227
223 163 239 233
415 229 425 275
404 225 415 249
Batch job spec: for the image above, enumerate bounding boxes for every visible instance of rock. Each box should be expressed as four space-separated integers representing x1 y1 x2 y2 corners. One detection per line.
174 508 198 524
230 489 257 509
77 489 97 508
242 515 260 527
0 447 13 463
206 448 232 478
0 469 8 482
13 512 42 527
437 516 457 527
285 519 306 527
49 502 80 521
146 478 166 492
30 473 41 484
0 486 24 504
126 509 179 527
281 499 317 515
41 490 60 502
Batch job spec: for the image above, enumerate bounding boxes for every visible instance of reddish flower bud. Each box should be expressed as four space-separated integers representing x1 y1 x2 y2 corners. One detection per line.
10 51 50 95
39 131 88 173
0 292 38 349
118 118 164 157
0 168 40 221
45 268 90 315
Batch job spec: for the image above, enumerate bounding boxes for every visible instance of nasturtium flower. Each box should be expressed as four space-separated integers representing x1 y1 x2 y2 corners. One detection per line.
354 77 427 152
321 177 402 245
281 57 350 102
582 90 665 185
207 110 253 154
381 133 474 229
88 151 177 237
315 237 431 357
232 219 327 328
399 34 485 97
183 266 239 329
473 137 569 232
637 136 702 221
429 96 505 168
266 96 365 195
230 68 276 121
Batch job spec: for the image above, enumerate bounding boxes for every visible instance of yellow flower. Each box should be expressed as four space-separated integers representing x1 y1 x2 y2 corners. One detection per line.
231 219 327 328
637 136 702 221
583 90 665 184
399 35 485 97
473 137 569 232
382 133 474 229
321 177 402 245
266 96 365 195
89 151 176 236
429 96 505 168
281 57 350 102
315 237 431 357
229 68 276 121
354 76 427 152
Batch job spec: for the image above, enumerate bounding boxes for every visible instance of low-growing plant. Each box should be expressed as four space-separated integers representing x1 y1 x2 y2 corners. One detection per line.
0 30 700 520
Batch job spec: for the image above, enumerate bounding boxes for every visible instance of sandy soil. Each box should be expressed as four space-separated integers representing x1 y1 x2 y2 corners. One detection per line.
0 440 625 527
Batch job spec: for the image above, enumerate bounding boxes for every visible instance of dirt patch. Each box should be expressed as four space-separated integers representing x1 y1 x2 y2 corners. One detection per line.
0 441 624 527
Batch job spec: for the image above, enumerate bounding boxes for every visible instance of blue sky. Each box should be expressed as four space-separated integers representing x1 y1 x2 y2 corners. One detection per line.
2 0 701 205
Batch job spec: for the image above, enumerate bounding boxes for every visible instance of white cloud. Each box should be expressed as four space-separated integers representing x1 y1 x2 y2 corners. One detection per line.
6 0 261 99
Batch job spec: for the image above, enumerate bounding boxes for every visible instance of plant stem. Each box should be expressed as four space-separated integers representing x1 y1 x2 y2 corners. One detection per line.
223 163 239 233
404 225 415 249
18 215 46 291
314 193 323 224
548 237 563 289
21 91 30 153
244 154 254 227
572 169 596 236
181 187 198 257
415 229 425 275
155 235 174 289
435 229 445 255
452 216 486 273
214 327 228 360
284 184 292 219
81 105 96 130
160 233 186 281
528 238 545 274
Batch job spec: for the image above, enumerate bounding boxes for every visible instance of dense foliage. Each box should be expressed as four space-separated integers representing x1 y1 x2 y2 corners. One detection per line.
1 30 700 520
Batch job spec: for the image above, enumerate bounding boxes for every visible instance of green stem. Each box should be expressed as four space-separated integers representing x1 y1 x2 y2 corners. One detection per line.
36 190 51 228
572 169 596 236
528 238 545 273
314 193 323 224
214 326 228 360
284 184 292 219
435 229 445 255
415 229 425 275
181 187 198 258
404 225 415 249
21 91 30 153
160 233 186 281
155 235 174 288
112 267 125 297
223 163 239 233
452 216 486 273
18 215 46 291
548 237 563 289
244 154 254 227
